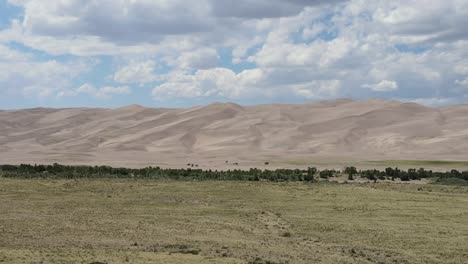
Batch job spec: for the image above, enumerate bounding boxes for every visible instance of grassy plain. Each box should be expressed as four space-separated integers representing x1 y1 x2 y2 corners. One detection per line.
0 179 467 264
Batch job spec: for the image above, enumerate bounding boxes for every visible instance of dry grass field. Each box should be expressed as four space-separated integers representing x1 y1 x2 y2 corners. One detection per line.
0 179 467 264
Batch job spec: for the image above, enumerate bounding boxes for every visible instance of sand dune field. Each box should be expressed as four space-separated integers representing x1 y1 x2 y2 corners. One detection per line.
1 99 468 169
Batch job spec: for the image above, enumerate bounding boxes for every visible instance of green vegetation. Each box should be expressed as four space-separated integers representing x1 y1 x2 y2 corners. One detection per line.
0 179 467 263
344 166 357 181
319 169 335 179
2 164 467 184
363 160 468 168
281 159 468 170
433 177 468 186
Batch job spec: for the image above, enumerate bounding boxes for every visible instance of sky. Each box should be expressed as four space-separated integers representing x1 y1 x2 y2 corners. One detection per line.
0 0 467 109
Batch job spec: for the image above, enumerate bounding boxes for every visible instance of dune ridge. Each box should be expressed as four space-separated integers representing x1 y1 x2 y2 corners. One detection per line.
1 99 468 168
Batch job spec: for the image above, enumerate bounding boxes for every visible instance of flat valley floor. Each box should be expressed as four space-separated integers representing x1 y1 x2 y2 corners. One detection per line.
0 179 467 263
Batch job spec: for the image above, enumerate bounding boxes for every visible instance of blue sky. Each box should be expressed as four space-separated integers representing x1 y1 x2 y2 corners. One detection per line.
0 0 467 109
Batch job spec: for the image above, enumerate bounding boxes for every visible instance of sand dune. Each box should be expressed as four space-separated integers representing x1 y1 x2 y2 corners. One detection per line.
1 99 468 168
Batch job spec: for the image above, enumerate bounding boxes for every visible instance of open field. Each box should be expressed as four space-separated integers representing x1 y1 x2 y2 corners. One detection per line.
1 179 467 264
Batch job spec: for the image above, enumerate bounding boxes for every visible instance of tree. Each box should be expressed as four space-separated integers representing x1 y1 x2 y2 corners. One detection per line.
385 167 394 177
408 168 419 180
345 166 357 180
450 169 461 178
400 173 410 181
364 170 377 181
304 167 317 182
418 168 428 178
320 169 333 179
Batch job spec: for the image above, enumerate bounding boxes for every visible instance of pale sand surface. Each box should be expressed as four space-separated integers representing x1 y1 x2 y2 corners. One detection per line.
1 99 468 170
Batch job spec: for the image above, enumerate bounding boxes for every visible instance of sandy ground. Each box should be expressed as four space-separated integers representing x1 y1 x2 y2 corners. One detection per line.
1 99 468 170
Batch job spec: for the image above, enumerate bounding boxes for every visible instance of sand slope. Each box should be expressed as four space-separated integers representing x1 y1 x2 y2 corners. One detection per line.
1 99 468 168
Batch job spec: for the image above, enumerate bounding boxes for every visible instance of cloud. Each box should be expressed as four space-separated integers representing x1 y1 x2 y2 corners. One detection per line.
114 60 159 85
2 0 342 56
363 80 399 92
9 0 213 43
59 84 131 99
153 68 260 99
409 97 458 107
170 48 219 70
454 63 468 75
210 0 341 18
8 0 343 46
455 78 468 87
0 44 89 98
152 67 342 101
1 0 468 107
292 80 341 99
96 86 132 98
373 1 468 43
0 44 31 61
163 48 220 70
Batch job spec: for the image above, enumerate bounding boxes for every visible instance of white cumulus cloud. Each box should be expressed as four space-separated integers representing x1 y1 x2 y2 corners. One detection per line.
363 80 399 92
114 60 159 85
1 0 468 106
59 84 131 99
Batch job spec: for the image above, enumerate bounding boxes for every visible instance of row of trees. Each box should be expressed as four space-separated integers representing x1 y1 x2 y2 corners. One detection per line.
357 167 468 181
1 163 467 182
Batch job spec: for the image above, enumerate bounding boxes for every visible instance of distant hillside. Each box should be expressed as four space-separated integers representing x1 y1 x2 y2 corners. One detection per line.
1 99 468 168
